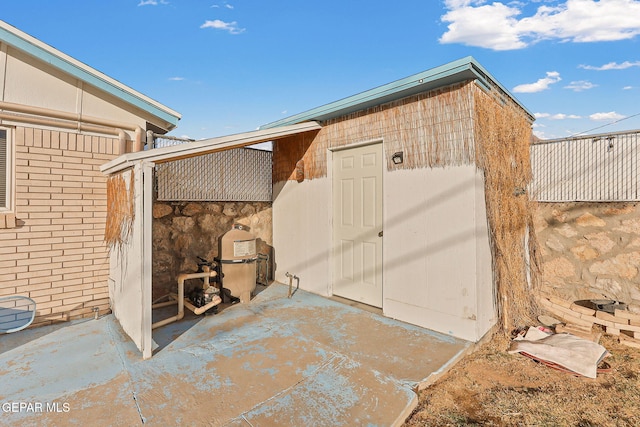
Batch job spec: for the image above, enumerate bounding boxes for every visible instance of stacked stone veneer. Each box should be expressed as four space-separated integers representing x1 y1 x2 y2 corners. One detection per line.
0 127 120 327
535 202 640 314
152 201 272 297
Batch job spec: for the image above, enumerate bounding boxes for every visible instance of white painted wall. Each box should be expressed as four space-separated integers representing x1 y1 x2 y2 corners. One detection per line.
382 165 495 342
272 158 495 342
107 164 153 358
272 178 332 296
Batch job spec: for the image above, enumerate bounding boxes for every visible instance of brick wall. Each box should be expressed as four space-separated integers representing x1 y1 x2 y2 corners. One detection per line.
0 126 120 327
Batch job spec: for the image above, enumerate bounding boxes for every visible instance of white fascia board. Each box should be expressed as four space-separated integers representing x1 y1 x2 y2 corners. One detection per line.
100 121 321 175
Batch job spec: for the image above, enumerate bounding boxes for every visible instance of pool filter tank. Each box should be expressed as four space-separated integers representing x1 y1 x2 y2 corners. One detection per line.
217 224 257 303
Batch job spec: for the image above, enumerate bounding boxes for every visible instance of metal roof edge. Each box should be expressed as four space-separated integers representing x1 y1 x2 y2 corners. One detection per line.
0 20 181 129
260 56 533 129
101 121 322 175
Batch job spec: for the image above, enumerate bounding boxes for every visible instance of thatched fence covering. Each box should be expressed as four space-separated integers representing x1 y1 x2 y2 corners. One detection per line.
474 88 541 332
105 171 135 252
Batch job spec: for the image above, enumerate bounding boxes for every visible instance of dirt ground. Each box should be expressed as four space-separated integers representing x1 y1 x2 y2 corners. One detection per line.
404 331 640 427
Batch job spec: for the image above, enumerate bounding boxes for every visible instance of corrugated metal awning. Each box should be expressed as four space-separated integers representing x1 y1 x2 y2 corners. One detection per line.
100 121 321 175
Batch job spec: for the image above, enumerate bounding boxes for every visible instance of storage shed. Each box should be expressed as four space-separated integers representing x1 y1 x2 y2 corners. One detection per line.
102 57 538 357
264 56 537 342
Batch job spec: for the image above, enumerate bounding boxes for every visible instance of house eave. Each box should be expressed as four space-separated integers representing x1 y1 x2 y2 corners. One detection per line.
0 20 181 131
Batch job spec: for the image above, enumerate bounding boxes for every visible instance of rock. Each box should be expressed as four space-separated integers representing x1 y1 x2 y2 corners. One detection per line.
240 204 256 216
153 203 173 219
589 252 640 279
182 203 204 216
585 232 616 254
205 203 223 214
542 257 576 283
556 224 577 238
629 238 640 248
576 213 606 227
172 217 195 233
551 209 568 223
198 214 217 233
614 217 640 234
603 205 636 216
593 278 623 295
223 203 238 217
571 244 599 261
546 235 565 252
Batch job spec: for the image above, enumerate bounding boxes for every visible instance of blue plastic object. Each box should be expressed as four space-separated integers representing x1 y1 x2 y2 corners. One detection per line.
0 296 36 333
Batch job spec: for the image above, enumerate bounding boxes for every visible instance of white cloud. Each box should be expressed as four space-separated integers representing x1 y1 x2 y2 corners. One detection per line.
579 60 640 70
623 86 634 90
589 111 626 121
211 3 234 9
169 77 185 81
535 112 581 120
201 20 245 34
564 80 597 92
550 113 582 120
513 71 561 93
440 0 640 50
138 0 168 5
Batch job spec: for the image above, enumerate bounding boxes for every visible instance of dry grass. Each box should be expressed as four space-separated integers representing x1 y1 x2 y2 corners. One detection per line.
474 88 541 333
405 333 640 426
104 170 135 251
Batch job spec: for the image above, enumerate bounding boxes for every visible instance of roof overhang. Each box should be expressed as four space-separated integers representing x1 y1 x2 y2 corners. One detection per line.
260 56 534 129
0 20 181 131
100 121 322 175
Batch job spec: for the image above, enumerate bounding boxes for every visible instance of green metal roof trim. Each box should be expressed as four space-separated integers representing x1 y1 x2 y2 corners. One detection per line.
0 21 181 129
260 56 533 129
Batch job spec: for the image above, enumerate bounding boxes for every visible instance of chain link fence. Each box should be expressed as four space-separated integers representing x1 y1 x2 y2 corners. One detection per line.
153 135 272 202
530 130 640 202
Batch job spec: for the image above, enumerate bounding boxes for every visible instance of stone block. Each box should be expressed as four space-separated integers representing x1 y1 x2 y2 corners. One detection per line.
576 213 606 227
570 303 596 316
606 326 620 336
570 244 599 261
590 255 638 280
223 203 238 217
543 257 577 281
595 310 618 323
614 217 640 234
546 235 565 252
557 224 577 238
585 232 616 254
182 203 204 216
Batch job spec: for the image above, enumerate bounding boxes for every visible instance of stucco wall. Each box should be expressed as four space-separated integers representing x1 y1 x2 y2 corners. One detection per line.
383 165 494 342
535 202 640 314
0 126 120 326
151 201 272 298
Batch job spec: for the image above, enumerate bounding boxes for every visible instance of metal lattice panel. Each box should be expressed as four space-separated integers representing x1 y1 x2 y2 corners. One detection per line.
154 137 272 201
530 130 640 202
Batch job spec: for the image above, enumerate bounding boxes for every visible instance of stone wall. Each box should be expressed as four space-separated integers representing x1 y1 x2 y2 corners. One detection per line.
535 202 640 314
152 201 272 297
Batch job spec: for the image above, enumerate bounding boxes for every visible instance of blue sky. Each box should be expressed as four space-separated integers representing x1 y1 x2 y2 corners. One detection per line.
3 0 640 140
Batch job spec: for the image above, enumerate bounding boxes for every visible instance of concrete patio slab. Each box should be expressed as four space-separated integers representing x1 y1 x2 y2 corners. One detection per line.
0 283 471 426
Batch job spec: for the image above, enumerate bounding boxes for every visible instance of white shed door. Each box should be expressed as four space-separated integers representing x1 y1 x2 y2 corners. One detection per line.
332 143 383 307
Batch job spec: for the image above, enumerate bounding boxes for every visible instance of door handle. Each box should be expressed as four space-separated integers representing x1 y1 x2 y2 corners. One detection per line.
378 230 383 237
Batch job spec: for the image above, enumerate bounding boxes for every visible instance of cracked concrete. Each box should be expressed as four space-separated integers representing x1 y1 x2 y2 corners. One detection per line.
0 283 470 426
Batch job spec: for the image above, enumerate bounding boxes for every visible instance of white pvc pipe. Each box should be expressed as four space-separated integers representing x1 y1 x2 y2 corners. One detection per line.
151 270 219 330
